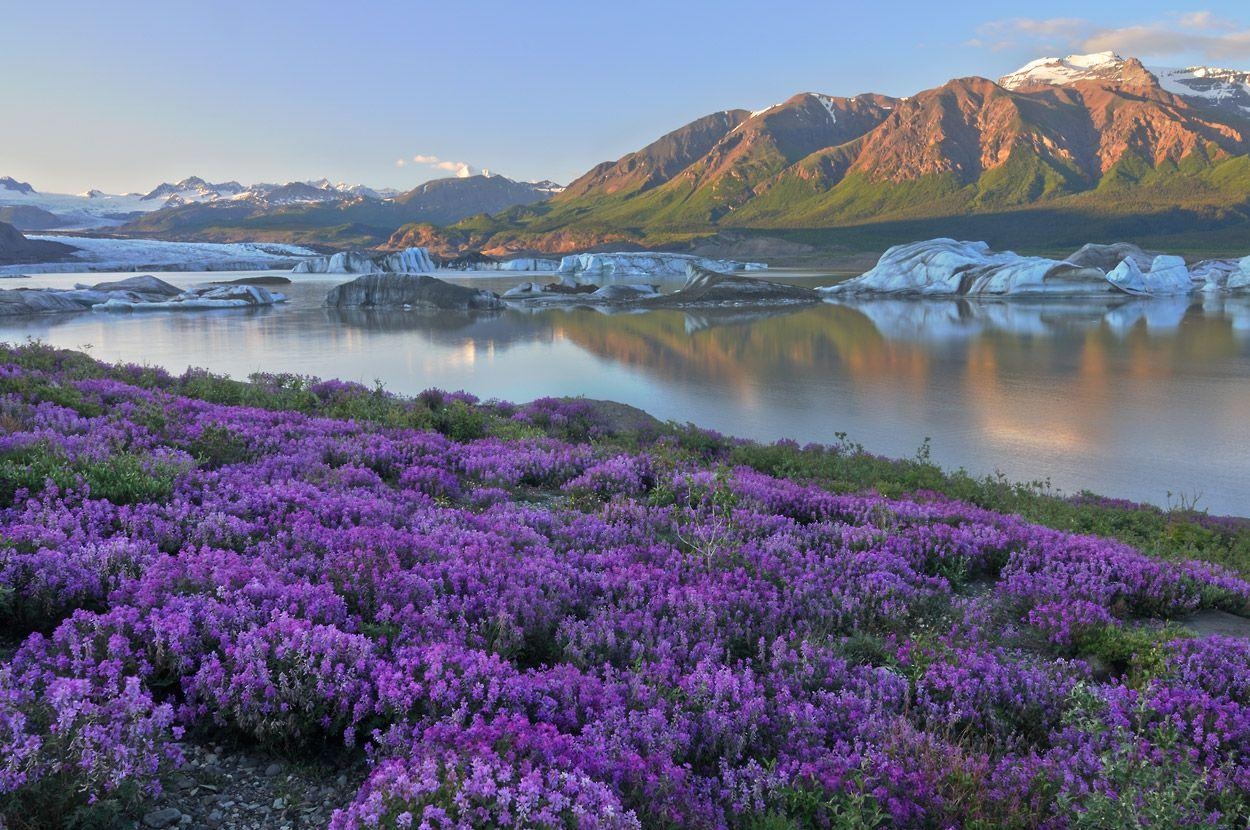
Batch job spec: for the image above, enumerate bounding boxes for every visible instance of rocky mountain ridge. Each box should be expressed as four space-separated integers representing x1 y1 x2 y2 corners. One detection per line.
406 52 1250 256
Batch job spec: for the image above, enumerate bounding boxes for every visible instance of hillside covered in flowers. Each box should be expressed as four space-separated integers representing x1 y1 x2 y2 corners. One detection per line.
2 341 1249 829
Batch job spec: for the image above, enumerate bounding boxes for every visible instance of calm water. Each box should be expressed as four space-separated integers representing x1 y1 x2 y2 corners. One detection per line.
3 270 1250 515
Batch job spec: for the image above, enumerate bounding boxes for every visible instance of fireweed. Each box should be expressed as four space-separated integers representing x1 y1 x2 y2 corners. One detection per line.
0 342 1249 828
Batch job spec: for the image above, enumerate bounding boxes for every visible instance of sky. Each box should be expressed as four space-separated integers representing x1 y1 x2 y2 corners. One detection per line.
4 0 1250 194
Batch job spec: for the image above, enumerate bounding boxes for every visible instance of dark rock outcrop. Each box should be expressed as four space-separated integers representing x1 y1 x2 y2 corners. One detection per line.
0 221 78 266
324 274 503 310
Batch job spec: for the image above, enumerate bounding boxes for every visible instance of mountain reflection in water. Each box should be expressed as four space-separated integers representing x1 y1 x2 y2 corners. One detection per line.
3 275 1249 514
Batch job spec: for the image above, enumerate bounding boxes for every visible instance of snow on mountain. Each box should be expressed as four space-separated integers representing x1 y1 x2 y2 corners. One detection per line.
529 180 565 195
0 177 35 195
999 52 1250 116
141 176 247 203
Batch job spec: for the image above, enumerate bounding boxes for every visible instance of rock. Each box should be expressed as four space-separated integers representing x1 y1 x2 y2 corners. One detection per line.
272 797 286 810
77 275 182 297
264 763 282 778
207 810 224 827
143 807 183 829
324 274 503 310
293 247 435 274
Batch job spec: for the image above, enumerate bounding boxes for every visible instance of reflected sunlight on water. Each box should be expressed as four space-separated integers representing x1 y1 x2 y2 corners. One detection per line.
3 270 1249 514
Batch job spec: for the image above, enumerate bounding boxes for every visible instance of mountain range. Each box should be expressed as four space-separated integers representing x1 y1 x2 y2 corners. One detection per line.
403 52 1250 257
0 174 564 245
6 52 1250 257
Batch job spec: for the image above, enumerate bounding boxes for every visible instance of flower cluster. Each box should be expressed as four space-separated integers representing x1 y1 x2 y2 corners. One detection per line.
1 343 1249 827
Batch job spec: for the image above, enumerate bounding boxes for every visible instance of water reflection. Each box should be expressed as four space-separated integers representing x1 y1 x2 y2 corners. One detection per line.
2 275 1249 513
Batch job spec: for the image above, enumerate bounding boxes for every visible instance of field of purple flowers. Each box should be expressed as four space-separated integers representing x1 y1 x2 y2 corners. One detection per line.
2 341 1250 829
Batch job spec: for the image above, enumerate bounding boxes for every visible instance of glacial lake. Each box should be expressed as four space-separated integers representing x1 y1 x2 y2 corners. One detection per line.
3 269 1250 516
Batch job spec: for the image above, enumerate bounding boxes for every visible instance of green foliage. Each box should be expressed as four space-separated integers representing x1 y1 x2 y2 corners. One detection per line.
1074 624 1192 688
1052 685 1250 828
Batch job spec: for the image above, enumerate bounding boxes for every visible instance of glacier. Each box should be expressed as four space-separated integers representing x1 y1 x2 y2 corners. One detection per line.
821 239 1249 298
2 236 319 275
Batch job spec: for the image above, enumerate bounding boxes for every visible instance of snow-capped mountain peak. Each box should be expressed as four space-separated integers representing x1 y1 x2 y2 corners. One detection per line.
140 176 247 203
0 176 36 195
999 52 1250 117
998 52 1130 89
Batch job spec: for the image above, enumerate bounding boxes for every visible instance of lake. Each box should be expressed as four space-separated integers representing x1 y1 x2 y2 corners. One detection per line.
3 269 1249 515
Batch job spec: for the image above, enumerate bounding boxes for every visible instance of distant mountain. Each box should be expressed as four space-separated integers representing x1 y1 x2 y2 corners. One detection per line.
0 205 72 231
403 53 1250 256
0 177 35 195
0 174 468 235
119 174 565 245
141 176 248 203
0 221 77 265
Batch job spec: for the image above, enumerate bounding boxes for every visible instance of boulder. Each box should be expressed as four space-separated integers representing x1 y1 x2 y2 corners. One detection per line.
324 274 503 310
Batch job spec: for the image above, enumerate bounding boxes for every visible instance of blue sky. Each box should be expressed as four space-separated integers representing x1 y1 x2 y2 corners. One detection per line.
3 1 1249 194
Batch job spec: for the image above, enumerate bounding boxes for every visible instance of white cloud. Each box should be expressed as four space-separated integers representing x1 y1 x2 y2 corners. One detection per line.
410 154 476 177
395 159 406 167
970 12 1250 61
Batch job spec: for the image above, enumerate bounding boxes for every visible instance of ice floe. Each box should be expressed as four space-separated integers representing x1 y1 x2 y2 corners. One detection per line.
821 239 1250 298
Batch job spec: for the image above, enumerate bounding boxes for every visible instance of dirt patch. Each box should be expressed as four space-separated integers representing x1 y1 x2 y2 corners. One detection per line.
1177 609 1250 639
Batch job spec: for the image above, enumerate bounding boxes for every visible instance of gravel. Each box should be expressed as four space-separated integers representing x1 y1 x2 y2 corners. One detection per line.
136 737 365 830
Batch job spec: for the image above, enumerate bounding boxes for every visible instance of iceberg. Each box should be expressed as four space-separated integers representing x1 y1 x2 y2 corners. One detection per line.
1 278 284 315
497 258 561 272
555 252 766 283
292 247 435 274
1105 255 1193 296
1191 256 1250 291
93 284 285 311
822 239 1206 298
